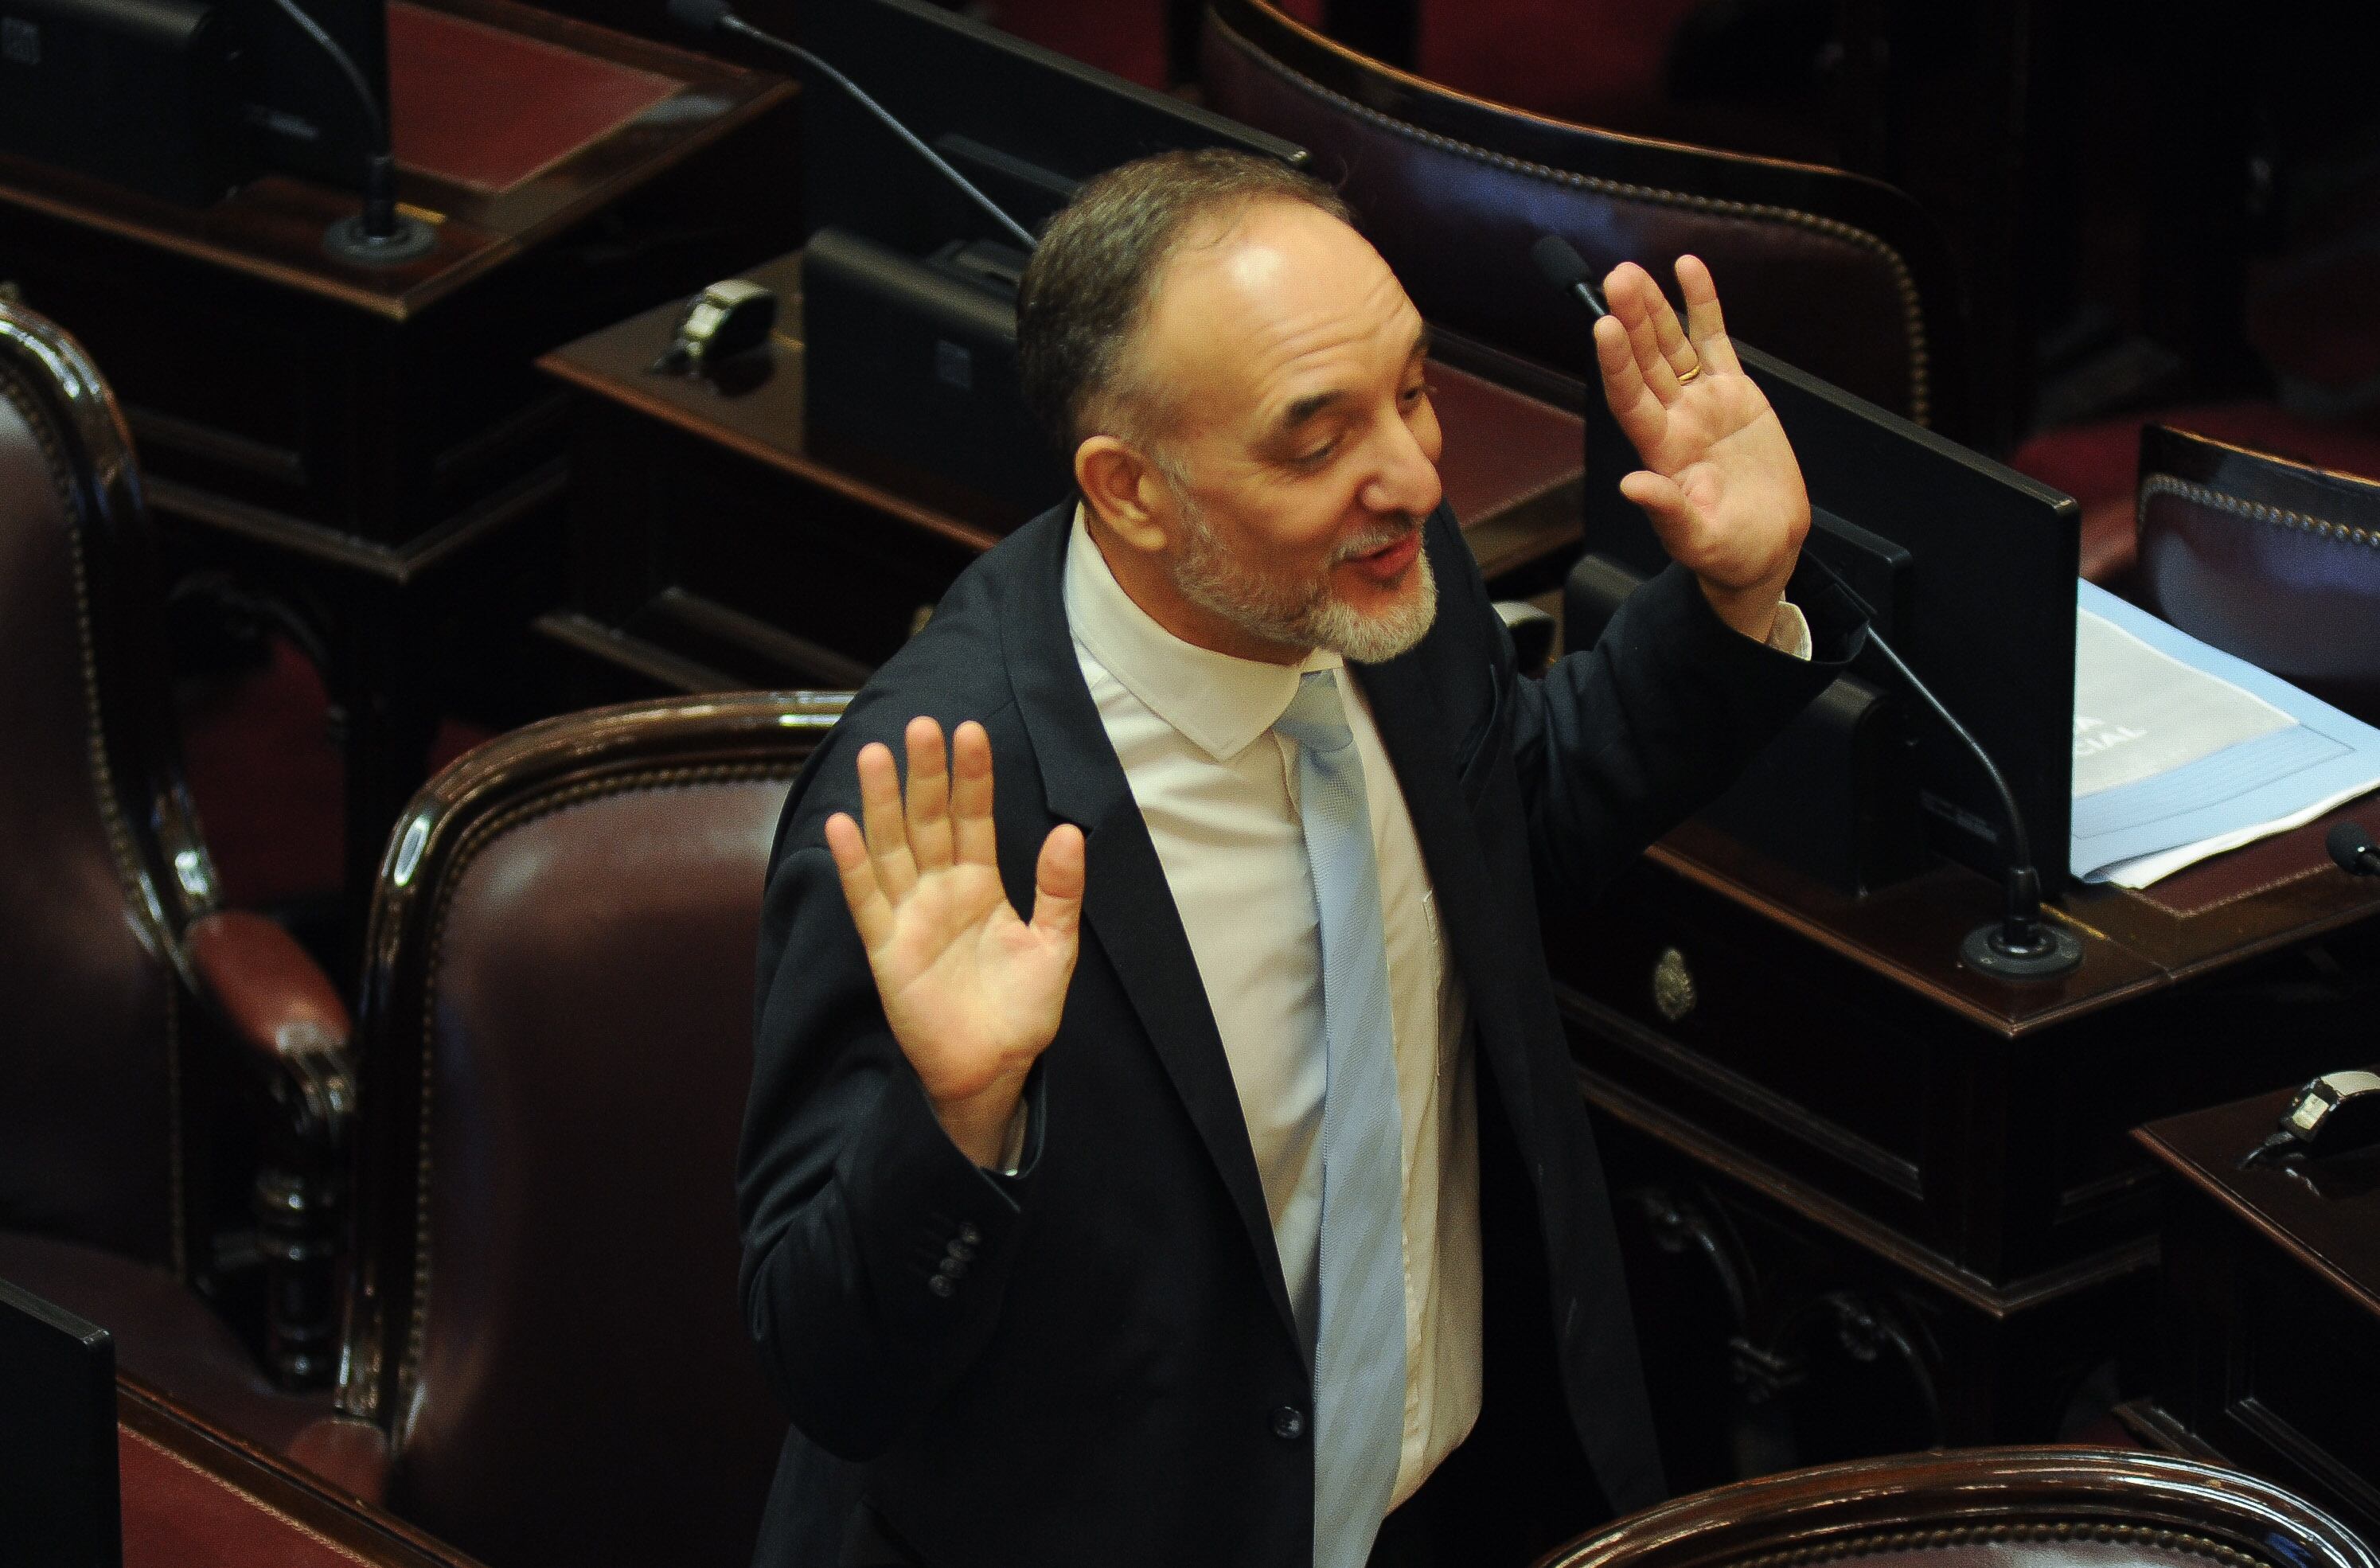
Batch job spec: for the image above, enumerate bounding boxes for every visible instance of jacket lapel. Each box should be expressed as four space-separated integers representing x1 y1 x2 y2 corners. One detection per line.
1355 649 1554 1130
1002 509 1301 1351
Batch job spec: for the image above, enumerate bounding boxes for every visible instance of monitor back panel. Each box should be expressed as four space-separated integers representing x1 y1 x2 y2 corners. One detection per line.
0 1276 121 1568
1586 341 2079 890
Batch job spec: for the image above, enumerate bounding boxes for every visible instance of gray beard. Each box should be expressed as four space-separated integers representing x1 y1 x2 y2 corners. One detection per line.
1169 493 1439 664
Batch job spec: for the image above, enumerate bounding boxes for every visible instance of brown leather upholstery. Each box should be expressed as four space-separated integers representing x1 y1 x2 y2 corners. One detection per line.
2135 425 2380 724
334 694 848 1568
0 298 350 1421
1540 1447 2375 1568
0 325 179 1267
1200 0 1969 433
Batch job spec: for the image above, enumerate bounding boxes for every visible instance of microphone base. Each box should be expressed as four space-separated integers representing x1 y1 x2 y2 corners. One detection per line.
325 214 437 267
1961 920 2083 981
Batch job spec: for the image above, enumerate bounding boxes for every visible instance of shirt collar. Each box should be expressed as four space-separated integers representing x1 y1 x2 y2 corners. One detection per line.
1064 506 1340 763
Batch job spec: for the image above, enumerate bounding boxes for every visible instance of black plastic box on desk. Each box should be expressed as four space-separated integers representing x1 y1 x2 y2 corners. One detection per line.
0 0 247 205
802 224 1071 520
1567 551 1929 896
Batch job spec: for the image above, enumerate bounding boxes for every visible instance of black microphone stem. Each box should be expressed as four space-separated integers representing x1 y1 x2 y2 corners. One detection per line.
266 0 391 234
716 14 1039 252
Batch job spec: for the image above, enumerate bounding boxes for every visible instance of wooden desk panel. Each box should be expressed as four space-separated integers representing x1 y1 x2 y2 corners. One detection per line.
2129 1088 2380 1543
1550 798 2380 1488
0 0 797 921
117 1378 478 1568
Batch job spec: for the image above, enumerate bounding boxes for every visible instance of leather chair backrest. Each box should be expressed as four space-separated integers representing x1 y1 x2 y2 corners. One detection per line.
2136 423 2380 724
0 302 210 1270
341 695 847 1568
1544 1448 2375 1568
1200 0 1968 435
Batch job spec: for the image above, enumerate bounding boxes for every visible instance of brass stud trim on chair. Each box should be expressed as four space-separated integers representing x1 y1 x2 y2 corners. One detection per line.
1211 12 1933 427
0 366 191 1275
1722 1519 2267 1568
2140 472 2380 552
394 759 804 1433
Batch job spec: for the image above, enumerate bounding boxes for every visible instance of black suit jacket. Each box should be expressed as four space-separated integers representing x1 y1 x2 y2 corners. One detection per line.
740 501 1853 1567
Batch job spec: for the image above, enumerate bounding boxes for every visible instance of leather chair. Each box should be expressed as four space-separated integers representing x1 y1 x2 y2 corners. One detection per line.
0 299 353 1439
2134 424 2380 724
1540 1447 2376 1568
298 692 847 1568
2008 405 2380 589
1200 0 1972 437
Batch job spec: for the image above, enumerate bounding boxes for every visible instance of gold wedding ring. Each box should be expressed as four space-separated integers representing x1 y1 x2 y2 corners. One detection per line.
1675 362 1703 384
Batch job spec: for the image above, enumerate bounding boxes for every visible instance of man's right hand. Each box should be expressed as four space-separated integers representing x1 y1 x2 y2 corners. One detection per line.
825 717 1086 1168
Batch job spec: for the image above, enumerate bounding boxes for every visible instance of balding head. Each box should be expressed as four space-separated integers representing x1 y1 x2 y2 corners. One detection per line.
1016 148 1353 455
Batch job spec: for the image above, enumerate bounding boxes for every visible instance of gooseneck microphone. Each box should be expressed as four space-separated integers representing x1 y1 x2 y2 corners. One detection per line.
270 0 436 266
1531 232 2082 981
665 0 1039 252
1531 236 1609 319
1850 602 2082 980
2331 821 2380 878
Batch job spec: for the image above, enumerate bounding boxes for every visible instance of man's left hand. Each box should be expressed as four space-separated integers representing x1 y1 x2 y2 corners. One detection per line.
1594 255 1810 643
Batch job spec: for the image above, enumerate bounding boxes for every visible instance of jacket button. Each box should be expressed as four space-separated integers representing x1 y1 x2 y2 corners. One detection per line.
957 1223 982 1246
927 1274 955 1298
1270 1406 1305 1441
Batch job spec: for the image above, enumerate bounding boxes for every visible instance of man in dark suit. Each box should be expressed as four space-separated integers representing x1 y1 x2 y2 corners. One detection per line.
740 150 1858 1568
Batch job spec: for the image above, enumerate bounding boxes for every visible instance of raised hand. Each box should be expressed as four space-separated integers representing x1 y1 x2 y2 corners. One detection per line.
1595 255 1812 642
824 717 1085 1167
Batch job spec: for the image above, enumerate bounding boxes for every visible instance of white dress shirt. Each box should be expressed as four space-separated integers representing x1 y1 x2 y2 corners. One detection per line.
1059 509 1811 1510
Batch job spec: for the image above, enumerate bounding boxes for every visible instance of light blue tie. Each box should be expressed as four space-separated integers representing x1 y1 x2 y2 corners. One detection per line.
1274 670 1407 1568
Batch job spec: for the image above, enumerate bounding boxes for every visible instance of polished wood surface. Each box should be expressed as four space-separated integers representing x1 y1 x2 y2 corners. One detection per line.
0 0 788 321
1549 794 2380 1487
0 0 799 923
533 250 1590 700
117 1376 482 1568
2129 1085 2380 1542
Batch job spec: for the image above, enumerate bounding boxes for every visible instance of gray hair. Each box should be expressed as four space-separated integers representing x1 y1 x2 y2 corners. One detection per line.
1016 148 1353 454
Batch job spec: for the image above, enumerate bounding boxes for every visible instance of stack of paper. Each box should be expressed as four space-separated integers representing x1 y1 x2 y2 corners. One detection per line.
2070 581 2380 887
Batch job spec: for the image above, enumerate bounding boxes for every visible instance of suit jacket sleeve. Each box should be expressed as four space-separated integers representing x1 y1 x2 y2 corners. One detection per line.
1502 548 1863 905
738 723 1044 1462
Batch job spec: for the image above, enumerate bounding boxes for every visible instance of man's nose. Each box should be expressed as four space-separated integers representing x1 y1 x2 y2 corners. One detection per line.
1360 415 1443 520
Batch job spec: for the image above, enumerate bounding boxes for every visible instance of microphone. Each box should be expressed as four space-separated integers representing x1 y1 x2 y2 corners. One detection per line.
1530 235 1609 319
667 0 1039 252
268 0 435 266
2331 821 2380 878
1532 235 2080 979
1789 556 2080 979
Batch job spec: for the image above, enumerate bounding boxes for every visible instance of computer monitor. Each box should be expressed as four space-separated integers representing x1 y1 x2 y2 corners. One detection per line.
790 0 1308 514
0 1277 121 1568
1578 341 2081 895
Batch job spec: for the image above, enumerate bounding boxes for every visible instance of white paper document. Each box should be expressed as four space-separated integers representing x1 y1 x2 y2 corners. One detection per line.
2070 580 2380 887
2071 613 2295 798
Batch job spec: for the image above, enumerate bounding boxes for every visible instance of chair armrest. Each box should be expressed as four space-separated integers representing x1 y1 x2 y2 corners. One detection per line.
286 1413 392 1505
185 909 355 1149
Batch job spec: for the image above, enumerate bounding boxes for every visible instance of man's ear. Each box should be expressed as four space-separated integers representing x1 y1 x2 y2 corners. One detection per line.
1075 436 1173 556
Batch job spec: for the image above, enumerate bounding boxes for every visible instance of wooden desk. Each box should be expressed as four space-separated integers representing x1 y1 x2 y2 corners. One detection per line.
0 0 794 914
532 250 1590 699
1546 790 2380 1491
2124 1086 2380 1543
115 1376 478 1568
